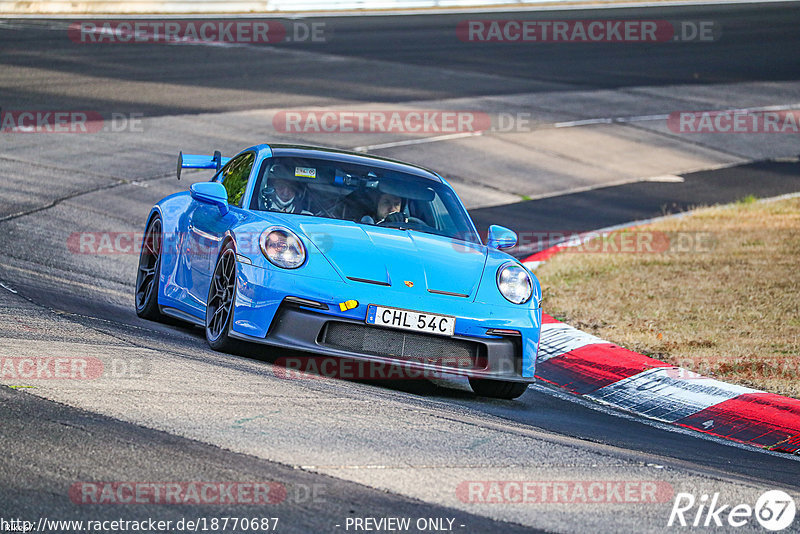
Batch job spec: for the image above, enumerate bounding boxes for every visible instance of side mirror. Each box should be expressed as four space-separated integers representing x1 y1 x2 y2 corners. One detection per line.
190 182 229 215
487 224 517 250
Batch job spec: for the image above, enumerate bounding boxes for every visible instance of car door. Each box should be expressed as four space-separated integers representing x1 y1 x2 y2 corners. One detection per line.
187 152 255 307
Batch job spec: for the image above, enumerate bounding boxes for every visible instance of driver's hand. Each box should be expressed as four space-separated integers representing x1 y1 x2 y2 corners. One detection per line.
384 211 406 223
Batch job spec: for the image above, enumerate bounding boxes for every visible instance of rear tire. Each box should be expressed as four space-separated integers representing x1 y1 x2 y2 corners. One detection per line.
469 378 529 400
205 242 241 353
135 217 166 321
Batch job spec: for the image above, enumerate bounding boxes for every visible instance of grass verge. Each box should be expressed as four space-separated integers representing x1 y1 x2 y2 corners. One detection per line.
535 196 800 398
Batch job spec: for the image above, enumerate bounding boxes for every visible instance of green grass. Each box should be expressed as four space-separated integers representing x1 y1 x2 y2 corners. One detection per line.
536 197 800 398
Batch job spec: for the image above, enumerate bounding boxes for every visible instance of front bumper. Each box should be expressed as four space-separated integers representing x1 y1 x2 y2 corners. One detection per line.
230 306 532 381
230 263 541 380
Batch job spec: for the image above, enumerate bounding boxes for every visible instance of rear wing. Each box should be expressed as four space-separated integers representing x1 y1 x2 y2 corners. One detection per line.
176 150 232 180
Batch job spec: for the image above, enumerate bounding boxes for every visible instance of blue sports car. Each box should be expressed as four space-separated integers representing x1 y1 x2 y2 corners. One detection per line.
135 144 542 399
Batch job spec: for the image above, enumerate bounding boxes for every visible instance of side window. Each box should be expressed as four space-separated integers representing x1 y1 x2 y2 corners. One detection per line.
218 152 255 207
430 193 453 233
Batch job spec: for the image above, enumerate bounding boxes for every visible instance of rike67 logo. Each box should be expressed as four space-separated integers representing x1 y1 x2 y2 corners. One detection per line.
668 490 796 531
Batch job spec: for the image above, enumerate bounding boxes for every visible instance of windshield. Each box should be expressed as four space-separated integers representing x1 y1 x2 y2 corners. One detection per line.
249 156 481 244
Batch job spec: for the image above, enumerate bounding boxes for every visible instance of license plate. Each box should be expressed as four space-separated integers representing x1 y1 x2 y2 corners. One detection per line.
366 305 455 336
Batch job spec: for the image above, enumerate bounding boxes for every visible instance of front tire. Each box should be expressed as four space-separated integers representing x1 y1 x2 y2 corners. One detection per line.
205 243 240 352
135 216 166 321
469 378 530 400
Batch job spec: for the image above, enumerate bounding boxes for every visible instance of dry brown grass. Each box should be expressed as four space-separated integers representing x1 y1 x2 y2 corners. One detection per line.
535 196 800 398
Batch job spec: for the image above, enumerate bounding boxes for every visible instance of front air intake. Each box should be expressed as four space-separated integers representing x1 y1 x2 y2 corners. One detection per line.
319 321 485 370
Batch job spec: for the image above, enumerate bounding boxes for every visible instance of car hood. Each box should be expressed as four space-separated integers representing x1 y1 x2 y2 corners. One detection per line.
296 219 487 297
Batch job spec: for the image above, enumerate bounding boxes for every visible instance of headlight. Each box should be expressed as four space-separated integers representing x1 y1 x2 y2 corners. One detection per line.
260 226 306 269
496 262 532 304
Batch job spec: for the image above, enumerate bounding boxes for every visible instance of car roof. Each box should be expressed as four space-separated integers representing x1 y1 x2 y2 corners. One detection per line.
265 144 443 183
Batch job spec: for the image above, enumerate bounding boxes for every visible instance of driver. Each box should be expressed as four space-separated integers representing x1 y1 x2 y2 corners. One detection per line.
260 164 312 214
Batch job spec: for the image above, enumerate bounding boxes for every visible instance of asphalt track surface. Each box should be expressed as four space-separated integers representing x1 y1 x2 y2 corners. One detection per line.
1 387 538 533
2 3 800 532
471 160 800 253
3 3 800 115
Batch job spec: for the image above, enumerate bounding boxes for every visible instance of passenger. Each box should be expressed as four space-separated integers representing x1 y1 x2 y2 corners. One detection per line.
376 193 403 222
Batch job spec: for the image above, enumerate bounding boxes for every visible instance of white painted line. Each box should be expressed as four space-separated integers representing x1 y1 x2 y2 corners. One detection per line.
554 115 669 128
722 102 800 114
756 190 800 204
553 103 800 130
512 176 665 208
644 174 685 183
264 0 800 16
352 131 482 152
4 0 799 18
355 101 799 152
0 281 18 294
554 118 614 128
616 113 671 123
